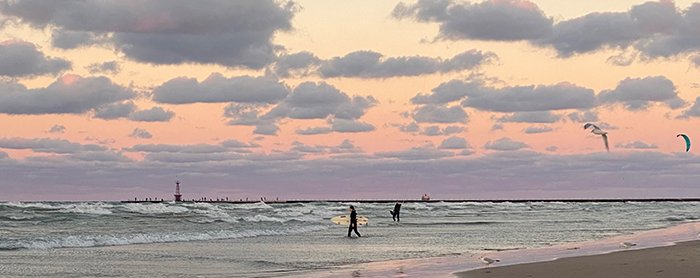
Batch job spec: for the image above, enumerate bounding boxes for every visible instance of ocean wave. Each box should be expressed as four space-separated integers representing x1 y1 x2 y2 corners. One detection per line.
235 201 273 210
2 214 36 221
191 209 238 223
242 215 285 223
121 203 189 214
3 202 62 210
3 202 115 215
181 202 215 209
59 204 113 215
0 225 329 250
664 216 699 222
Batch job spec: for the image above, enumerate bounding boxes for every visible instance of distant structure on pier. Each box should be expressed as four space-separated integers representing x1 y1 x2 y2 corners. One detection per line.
174 181 182 202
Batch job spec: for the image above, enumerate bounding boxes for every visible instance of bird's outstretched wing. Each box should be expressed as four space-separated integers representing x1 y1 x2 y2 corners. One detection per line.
602 134 609 152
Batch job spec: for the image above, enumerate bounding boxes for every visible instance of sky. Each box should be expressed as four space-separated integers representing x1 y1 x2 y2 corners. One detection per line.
1 0 700 201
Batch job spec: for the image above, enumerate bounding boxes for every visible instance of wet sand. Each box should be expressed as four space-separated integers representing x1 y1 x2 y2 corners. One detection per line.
457 240 700 278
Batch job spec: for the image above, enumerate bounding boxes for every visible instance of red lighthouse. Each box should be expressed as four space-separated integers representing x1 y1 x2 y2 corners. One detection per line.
174 181 182 202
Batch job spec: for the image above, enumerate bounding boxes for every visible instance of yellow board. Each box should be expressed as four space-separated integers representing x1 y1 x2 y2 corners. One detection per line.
331 215 369 226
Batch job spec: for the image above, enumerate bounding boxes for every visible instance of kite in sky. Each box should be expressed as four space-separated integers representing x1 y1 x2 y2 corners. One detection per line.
677 133 690 152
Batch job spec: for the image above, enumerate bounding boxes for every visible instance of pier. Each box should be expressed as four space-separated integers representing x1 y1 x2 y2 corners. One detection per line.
123 181 700 204
121 198 700 204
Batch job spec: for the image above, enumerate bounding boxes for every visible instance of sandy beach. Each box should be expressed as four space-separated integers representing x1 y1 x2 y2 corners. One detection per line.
297 221 700 278
458 240 700 278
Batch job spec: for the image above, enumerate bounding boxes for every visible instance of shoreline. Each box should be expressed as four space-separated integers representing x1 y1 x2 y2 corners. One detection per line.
296 221 700 277
457 240 700 278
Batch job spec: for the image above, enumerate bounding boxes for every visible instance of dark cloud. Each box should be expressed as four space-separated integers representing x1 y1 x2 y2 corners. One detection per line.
412 79 596 112
1 0 296 68
484 137 529 151
93 101 173 122
48 124 65 134
253 124 279 136
421 126 442 136
128 141 258 154
128 143 226 154
0 40 70 77
263 82 376 120
52 29 103 49
296 126 332 135
693 55 700 67
220 139 259 149
680 96 700 118
334 139 360 153
153 73 289 104
273 51 322 77
412 104 467 123
0 137 106 153
462 82 596 112
498 111 561 123
616 141 658 149
128 107 174 122
0 75 133 115
129 128 152 139
541 2 698 58
631 2 700 59
291 140 361 154
567 110 599 123
86 61 120 75
398 122 420 133
376 146 454 160
317 49 495 78
411 79 480 105
438 136 469 149
295 119 375 135
523 126 553 134
5 139 700 199
331 119 375 133
396 1 700 63
223 103 268 126
68 150 132 162
393 0 553 41
94 101 136 120
442 125 464 135
419 125 464 136
291 141 326 154
598 76 684 110
536 11 642 57
144 152 242 163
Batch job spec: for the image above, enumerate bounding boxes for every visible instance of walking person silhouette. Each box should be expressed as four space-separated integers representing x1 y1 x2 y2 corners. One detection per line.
348 205 361 237
390 202 401 221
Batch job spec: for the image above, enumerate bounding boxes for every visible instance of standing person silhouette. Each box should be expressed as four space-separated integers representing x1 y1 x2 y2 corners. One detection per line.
390 202 401 221
348 205 361 238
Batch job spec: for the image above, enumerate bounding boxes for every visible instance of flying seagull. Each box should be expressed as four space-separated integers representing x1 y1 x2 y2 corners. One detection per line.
584 123 609 152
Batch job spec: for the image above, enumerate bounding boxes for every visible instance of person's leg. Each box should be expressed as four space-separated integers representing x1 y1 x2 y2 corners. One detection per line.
392 210 396 221
397 212 400 222
353 224 361 237
348 224 352 237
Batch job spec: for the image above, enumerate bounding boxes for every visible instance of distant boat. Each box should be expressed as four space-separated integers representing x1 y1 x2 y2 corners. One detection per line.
421 193 431 201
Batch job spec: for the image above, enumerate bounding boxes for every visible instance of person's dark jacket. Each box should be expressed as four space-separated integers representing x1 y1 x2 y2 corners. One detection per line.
350 209 357 224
